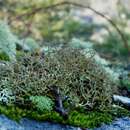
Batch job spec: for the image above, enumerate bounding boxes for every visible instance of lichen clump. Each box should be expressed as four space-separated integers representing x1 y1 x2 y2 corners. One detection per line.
0 47 116 110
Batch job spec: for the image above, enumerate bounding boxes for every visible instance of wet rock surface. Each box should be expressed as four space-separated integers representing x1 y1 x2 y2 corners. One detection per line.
0 115 80 130
0 115 130 130
94 117 130 130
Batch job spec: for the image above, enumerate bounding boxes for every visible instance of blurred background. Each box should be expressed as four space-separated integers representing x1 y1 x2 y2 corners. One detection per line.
0 0 130 64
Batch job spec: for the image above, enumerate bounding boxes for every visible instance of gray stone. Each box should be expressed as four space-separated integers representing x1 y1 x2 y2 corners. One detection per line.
94 117 130 130
0 115 81 130
113 95 130 106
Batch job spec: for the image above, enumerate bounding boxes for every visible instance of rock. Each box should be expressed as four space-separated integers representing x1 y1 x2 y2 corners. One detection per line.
113 95 130 106
94 117 130 130
0 115 81 130
1 114 130 130
124 64 130 71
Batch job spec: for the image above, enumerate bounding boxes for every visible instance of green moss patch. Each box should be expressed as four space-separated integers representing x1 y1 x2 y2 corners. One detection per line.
0 104 129 129
67 111 113 128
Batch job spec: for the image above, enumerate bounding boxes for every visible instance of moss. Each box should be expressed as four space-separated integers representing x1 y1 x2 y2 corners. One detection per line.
0 104 63 122
16 51 26 59
0 104 129 129
0 105 25 121
105 106 130 118
30 96 54 112
120 79 130 90
67 111 113 128
0 52 10 61
27 110 64 123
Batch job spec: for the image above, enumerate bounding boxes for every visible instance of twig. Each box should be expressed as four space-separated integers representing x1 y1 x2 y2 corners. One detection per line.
48 86 68 118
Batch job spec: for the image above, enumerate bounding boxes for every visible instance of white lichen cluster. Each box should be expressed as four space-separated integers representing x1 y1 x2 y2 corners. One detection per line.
0 78 15 104
40 44 63 54
0 88 15 104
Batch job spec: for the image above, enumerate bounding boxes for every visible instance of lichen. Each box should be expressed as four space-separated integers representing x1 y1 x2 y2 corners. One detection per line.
0 47 117 110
